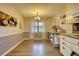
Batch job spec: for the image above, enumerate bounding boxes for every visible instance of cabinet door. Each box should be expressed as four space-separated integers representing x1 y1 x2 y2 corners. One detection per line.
60 44 72 56
60 35 72 56
70 43 79 55
63 40 71 48
70 38 79 46
60 35 68 42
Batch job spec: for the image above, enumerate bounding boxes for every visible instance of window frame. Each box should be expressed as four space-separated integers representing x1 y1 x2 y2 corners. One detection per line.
32 20 45 32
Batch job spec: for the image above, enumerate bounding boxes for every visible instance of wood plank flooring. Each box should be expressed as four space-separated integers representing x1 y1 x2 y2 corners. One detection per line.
6 39 62 56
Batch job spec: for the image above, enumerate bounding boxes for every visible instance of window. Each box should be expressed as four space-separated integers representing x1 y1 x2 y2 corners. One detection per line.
32 21 45 32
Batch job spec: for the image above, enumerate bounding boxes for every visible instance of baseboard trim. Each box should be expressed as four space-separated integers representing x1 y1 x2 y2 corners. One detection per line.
1 39 24 56
24 38 47 40
23 38 32 40
1 38 47 56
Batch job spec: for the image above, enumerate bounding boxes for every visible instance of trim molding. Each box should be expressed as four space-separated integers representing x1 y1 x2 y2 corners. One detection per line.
24 38 47 40
1 39 24 56
1 38 47 56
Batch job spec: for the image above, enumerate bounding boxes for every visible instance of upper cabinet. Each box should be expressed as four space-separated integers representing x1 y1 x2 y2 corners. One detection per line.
64 13 79 24
0 11 17 26
70 11 79 23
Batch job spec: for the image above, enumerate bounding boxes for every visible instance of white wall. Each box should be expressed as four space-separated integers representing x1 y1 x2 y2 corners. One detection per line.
0 4 24 37
0 4 25 55
24 17 53 33
23 17 53 39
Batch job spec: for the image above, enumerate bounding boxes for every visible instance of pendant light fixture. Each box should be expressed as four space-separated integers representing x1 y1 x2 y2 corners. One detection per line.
34 12 40 21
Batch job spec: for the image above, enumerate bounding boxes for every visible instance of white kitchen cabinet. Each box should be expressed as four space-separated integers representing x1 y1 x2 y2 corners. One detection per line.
60 34 79 56
70 43 79 54
60 44 72 56
60 35 72 56
70 38 79 46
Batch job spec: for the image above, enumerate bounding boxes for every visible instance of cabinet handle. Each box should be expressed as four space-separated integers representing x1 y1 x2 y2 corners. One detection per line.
63 38 65 40
62 42 65 44
62 47 65 49
78 43 79 44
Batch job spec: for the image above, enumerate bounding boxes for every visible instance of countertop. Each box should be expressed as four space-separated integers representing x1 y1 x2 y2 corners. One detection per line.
61 33 79 39
52 32 79 39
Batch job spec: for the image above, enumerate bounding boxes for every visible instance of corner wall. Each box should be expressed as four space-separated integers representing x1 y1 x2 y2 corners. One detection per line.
0 4 25 55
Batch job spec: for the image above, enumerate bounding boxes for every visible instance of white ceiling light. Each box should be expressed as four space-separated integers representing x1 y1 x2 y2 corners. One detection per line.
35 12 40 21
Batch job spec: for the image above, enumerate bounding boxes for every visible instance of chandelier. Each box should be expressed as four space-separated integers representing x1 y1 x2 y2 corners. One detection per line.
34 12 40 21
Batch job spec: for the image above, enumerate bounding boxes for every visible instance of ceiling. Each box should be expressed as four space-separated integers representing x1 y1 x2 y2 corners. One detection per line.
10 3 66 18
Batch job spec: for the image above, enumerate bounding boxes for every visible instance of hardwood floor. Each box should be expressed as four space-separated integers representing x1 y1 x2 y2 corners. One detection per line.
6 39 62 56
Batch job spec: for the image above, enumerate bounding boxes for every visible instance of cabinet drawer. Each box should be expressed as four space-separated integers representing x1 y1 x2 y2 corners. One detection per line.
70 43 79 54
60 35 66 40
62 40 71 48
70 38 79 46
60 44 72 56
60 35 79 46
60 35 66 44
60 35 70 42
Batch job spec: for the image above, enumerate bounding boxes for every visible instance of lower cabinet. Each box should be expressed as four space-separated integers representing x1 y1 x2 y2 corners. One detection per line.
60 35 79 56
60 35 72 56
70 38 79 46
70 43 79 54
60 44 72 56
